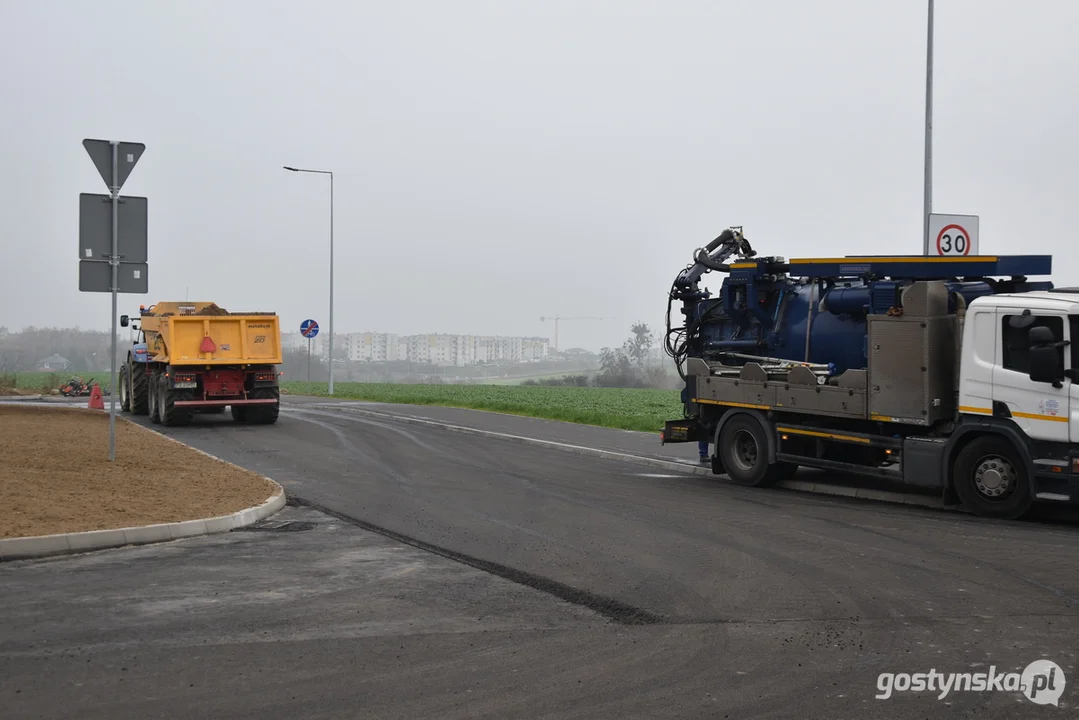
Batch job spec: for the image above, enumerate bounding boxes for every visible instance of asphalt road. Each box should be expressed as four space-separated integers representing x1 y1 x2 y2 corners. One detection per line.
3 397 1079 718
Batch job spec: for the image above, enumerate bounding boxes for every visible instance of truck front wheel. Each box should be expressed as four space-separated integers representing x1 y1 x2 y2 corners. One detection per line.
952 436 1033 520
129 361 149 415
119 364 131 412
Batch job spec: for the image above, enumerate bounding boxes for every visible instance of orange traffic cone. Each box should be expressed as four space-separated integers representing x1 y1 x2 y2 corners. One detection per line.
88 383 105 410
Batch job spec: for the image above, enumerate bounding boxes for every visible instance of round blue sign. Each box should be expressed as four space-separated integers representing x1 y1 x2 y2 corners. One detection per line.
300 319 319 338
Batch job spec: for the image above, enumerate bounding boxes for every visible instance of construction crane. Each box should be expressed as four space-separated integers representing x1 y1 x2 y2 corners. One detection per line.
539 315 615 352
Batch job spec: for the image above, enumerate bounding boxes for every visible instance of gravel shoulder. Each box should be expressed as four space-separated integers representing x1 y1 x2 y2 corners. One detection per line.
0 405 279 539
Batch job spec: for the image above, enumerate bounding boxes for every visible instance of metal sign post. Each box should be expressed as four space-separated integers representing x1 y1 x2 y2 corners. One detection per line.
300 319 320 384
80 138 147 461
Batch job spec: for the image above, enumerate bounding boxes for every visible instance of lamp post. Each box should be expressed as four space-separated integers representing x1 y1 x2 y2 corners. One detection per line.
922 0 934 255
283 165 335 395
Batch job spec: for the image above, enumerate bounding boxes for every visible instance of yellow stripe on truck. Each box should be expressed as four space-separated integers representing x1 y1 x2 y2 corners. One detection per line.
959 405 1068 423
790 256 999 264
695 398 771 410
1012 411 1069 423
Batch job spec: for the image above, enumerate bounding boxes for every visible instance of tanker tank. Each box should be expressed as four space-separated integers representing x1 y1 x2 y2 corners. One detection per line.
663 228 1054 380
693 278 1032 374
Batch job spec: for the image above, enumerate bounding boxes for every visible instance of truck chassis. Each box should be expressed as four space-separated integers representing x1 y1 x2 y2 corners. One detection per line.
118 354 280 427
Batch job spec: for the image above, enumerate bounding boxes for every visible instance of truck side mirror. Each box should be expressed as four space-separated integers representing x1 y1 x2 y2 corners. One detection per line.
120 315 129 328
1028 326 1063 387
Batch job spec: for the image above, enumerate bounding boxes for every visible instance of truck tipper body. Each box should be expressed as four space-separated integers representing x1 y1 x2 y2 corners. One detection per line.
661 227 1079 520
118 301 282 426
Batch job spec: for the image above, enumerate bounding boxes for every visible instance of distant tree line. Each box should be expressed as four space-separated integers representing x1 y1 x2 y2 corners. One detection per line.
521 323 679 390
0 326 124 373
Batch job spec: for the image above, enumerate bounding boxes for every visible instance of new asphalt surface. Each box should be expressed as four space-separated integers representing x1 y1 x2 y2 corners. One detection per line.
2 396 1078 718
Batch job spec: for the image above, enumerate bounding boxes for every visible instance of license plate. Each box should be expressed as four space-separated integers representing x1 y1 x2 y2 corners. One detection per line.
174 381 197 389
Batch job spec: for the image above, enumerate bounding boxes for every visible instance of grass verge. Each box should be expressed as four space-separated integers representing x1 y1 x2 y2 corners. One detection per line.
281 381 683 433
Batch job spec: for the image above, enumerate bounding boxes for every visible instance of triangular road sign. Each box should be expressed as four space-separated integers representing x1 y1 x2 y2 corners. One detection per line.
83 138 146 191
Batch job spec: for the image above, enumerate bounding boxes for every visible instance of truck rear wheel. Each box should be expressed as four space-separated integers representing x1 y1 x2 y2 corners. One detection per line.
159 381 192 427
231 405 248 422
245 387 280 425
952 436 1033 520
718 415 777 487
148 371 162 424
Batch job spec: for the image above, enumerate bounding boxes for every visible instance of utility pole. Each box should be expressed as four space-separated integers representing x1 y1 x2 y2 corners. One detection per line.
284 165 335 394
923 0 934 255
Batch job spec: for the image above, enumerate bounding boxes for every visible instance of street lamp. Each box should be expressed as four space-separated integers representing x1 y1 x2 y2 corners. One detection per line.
283 165 335 395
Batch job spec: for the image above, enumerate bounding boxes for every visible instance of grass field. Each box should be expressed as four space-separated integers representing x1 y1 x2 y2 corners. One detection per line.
281 381 683 432
1 371 114 393
479 371 593 386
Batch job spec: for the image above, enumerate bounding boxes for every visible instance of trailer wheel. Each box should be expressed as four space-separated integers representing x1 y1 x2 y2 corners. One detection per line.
159 382 192 427
118 364 131 412
245 387 280 425
718 415 777 487
129 361 149 416
952 436 1033 520
231 405 249 422
148 372 162 424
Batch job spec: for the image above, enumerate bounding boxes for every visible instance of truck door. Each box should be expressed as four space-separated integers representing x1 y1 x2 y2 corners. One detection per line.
1071 315 1079 444
992 308 1071 443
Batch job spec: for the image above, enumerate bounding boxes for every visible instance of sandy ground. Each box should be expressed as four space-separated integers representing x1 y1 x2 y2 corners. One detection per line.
0 405 279 539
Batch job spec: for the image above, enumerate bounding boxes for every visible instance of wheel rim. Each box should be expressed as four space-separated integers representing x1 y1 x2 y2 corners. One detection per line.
972 454 1018 501
730 429 759 472
120 375 128 406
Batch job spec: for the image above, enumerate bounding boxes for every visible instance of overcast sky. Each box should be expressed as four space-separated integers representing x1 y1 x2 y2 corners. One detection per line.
1 0 1076 352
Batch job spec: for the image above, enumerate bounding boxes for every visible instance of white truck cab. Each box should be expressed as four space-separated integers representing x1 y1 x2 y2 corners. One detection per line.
959 291 1079 444
951 289 1079 512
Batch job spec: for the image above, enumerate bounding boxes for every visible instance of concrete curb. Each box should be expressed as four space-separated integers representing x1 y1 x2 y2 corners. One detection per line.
0 410 288 562
0 487 286 562
297 404 952 512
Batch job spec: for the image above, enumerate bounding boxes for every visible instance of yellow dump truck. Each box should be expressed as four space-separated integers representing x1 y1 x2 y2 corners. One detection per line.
117 301 283 426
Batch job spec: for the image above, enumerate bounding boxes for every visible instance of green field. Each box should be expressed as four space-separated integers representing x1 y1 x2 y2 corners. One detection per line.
2 371 114 393
281 381 683 432
479 371 593 386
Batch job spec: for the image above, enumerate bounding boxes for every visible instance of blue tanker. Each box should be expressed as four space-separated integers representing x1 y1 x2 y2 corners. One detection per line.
664 229 1054 377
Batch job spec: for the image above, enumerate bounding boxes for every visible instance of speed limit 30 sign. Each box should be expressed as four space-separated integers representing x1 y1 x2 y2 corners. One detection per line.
928 213 979 256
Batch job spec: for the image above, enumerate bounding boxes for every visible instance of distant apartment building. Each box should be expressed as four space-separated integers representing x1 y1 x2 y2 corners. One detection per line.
398 334 450 365
331 332 553 366
522 337 550 362
286 327 554 366
346 332 400 363
281 331 308 353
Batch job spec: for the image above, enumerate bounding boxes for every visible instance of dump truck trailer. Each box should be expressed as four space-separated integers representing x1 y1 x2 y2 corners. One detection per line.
117 301 282 426
661 227 1079 520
